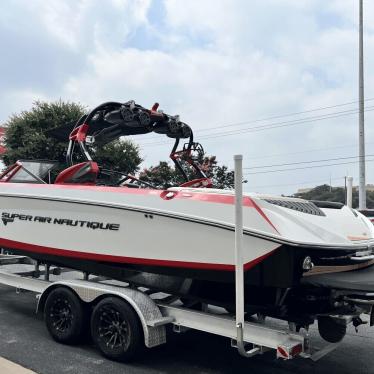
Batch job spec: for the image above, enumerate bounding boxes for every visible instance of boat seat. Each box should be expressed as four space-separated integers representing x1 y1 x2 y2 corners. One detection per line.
55 161 99 185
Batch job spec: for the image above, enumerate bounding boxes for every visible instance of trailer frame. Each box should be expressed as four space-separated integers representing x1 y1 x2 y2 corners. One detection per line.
0 257 310 359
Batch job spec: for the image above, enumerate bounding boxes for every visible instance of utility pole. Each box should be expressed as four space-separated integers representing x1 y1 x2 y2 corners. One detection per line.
358 0 366 209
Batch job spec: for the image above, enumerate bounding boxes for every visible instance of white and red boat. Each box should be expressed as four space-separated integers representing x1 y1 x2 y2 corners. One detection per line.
0 176 373 286
1 101 374 341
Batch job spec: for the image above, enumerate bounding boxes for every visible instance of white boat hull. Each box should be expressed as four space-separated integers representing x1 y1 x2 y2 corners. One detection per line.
0 183 373 287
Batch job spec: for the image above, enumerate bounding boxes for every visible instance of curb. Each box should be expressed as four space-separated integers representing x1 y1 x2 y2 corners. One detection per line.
0 357 36 374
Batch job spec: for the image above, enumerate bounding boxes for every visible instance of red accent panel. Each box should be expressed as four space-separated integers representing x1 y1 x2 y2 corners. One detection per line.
160 190 178 200
151 102 159 112
170 149 191 161
290 343 303 357
176 192 256 208
69 123 89 141
0 237 277 272
248 197 279 234
6 183 257 208
55 161 99 185
277 347 289 359
0 162 22 182
180 178 213 188
243 250 276 271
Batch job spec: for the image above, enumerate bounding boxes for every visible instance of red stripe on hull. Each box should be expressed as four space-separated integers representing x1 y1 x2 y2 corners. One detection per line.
249 198 279 234
4 183 256 207
0 237 276 272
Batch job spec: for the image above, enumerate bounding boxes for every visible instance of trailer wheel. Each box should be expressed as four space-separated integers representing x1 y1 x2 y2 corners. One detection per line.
318 316 346 343
44 287 85 344
91 297 143 362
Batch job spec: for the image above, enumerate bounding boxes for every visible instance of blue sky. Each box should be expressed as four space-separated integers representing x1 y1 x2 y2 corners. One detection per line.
0 0 373 195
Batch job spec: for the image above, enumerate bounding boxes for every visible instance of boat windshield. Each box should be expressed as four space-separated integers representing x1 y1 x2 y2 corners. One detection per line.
0 160 57 183
359 210 374 218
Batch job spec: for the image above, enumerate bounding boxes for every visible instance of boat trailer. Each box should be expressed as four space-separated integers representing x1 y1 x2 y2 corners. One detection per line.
0 253 339 361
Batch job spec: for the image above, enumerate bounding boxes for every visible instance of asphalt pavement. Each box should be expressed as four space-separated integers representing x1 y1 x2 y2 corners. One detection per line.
0 283 373 374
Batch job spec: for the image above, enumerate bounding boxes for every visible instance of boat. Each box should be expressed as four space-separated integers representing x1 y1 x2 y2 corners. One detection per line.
1 100 374 341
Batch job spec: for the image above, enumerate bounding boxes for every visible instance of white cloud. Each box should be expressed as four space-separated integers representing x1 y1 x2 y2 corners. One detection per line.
0 89 48 122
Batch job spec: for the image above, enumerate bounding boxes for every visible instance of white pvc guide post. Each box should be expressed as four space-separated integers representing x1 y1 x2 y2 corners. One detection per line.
234 155 245 333
358 0 366 209
347 177 353 208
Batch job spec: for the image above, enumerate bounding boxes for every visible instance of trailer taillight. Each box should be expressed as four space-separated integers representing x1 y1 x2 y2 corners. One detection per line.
277 343 303 359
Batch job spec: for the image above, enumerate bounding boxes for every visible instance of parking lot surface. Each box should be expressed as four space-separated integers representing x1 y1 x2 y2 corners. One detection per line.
0 283 373 374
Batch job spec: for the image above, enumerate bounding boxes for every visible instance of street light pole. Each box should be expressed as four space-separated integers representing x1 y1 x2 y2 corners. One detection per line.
358 0 366 209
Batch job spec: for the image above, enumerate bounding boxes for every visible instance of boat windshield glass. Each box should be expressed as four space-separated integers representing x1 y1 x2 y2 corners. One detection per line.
3 160 57 183
359 210 374 218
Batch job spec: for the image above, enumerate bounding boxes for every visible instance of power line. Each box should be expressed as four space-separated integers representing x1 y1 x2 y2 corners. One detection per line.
194 106 374 139
193 107 374 140
136 96 374 140
244 158 374 175
245 143 361 161
140 107 364 145
138 106 374 147
219 142 374 163
243 154 374 170
194 97 374 133
216 141 374 165
251 176 345 190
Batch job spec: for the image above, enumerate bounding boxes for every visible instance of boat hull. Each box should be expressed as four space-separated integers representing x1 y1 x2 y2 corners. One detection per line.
1 183 373 290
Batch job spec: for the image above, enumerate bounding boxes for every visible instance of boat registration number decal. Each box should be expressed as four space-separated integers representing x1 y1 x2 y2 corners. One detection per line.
1 212 120 231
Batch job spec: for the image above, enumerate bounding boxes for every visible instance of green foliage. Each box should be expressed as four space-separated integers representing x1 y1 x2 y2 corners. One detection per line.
139 161 183 189
139 155 235 189
212 164 235 189
2 101 142 175
295 184 374 209
3 101 84 165
92 140 142 175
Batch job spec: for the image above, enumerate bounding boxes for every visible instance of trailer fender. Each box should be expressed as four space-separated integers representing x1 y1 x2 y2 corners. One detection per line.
37 280 167 348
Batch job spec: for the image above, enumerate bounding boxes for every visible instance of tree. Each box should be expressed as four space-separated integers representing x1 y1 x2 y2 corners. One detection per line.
93 140 142 175
3 101 84 165
2 100 142 174
294 184 374 209
139 162 184 189
139 155 235 189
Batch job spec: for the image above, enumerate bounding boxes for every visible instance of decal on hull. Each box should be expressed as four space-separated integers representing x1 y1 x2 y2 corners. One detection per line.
1 212 120 231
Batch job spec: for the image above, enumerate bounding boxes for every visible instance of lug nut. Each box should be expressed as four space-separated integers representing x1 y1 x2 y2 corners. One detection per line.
302 256 314 271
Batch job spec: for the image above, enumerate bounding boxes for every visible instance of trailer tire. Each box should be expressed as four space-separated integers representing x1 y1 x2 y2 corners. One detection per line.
318 316 346 343
44 287 85 344
91 297 143 362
